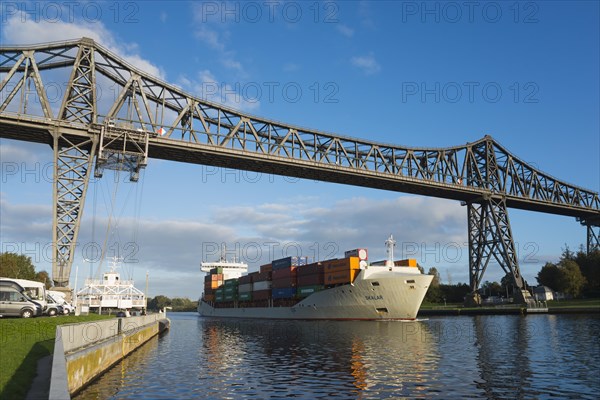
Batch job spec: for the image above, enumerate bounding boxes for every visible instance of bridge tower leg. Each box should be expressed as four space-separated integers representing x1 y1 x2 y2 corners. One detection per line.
588 225 600 253
466 195 533 306
51 135 97 287
52 38 98 288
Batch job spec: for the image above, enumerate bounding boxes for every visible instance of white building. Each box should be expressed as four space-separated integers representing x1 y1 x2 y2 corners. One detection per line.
533 286 554 301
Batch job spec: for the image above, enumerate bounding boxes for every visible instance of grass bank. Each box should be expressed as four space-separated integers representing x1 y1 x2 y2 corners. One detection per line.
0 314 112 400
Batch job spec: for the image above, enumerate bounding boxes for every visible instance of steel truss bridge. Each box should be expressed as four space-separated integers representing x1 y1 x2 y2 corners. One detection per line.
1 38 598 303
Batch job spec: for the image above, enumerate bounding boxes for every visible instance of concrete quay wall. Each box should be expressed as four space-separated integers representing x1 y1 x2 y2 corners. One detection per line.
49 314 170 399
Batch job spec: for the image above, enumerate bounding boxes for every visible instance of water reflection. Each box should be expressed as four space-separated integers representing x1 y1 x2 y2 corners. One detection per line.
197 318 439 398
75 313 600 399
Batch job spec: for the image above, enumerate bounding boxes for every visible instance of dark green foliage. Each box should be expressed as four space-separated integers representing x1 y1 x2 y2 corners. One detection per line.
147 295 198 311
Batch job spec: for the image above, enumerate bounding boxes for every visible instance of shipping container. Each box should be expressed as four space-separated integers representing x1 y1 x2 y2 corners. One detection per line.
238 292 252 301
297 285 323 297
271 277 297 289
325 269 360 285
297 262 323 276
254 271 272 282
259 263 272 273
323 257 360 273
224 278 239 287
205 280 223 290
344 248 368 260
253 289 270 300
272 266 297 281
224 286 237 295
224 293 237 301
395 259 417 267
239 274 253 285
238 283 253 293
253 280 271 291
215 293 224 302
203 294 215 301
248 271 260 280
272 256 308 270
297 273 323 287
215 287 224 295
210 267 224 274
272 287 296 299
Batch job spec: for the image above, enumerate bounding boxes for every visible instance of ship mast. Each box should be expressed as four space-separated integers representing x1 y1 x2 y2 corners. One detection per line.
385 234 396 267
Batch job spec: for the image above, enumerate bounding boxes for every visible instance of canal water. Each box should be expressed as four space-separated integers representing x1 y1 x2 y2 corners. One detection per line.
75 313 600 399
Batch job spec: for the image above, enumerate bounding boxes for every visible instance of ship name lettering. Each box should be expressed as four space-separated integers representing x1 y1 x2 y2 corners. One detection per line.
365 295 383 301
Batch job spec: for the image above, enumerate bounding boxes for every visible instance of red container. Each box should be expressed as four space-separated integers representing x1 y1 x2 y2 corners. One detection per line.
239 274 253 285
260 263 272 273
253 289 271 300
297 273 323 286
255 271 272 282
272 277 297 289
248 271 260 281
272 266 297 281
297 262 323 277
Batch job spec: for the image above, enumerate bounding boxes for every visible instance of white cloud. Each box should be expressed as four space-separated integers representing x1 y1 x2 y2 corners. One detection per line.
337 24 355 37
351 53 381 75
1 12 165 79
192 6 245 75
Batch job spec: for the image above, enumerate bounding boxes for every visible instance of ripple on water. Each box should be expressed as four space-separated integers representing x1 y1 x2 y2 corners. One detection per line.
74 313 600 399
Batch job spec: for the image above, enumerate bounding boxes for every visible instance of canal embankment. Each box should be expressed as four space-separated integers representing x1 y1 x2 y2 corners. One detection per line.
49 313 170 399
418 304 600 316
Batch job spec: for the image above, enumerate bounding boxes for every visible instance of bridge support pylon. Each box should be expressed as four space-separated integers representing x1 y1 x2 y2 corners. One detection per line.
465 195 534 306
587 225 599 253
52 133 98 287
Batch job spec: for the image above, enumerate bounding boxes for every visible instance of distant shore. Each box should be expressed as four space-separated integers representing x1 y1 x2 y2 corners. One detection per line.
418 299 600 316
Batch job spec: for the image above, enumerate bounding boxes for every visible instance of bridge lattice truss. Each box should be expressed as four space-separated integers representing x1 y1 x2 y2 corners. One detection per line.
1 39 598 298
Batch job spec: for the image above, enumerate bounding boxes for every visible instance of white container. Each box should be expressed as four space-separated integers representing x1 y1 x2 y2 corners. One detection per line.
253 281 271 291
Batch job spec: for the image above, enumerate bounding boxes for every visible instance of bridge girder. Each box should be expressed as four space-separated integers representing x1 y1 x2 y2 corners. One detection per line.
1 38 599 291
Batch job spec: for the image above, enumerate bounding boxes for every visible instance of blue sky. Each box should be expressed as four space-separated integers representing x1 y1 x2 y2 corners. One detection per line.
0 1 598 298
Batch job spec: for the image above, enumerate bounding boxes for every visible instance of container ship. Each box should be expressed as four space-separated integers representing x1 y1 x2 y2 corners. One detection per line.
198 235 433 320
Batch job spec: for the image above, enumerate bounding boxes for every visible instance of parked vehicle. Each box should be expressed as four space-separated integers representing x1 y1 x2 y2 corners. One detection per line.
0 278 48 313
48 290 74 314
0 282 43 318
45 294 63 316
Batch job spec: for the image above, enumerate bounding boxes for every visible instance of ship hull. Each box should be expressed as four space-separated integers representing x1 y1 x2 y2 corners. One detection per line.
199 268 432 320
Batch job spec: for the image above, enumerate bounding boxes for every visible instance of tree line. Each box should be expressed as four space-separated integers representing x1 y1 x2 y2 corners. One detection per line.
422 246 599 303
0 253 51 288
147 295 198 312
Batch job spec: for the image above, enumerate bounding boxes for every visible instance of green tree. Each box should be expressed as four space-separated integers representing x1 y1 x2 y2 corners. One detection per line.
34 270 52 289
481 281 502 296
536 263 562 291
559 260 586 298
0 253 36 280
575 249 600 294
148 295 171 311
423 267 443 303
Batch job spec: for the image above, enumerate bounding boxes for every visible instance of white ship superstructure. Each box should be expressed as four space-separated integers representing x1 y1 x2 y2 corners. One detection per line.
76 258 146 311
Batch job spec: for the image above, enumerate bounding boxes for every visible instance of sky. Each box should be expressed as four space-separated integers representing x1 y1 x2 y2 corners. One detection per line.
0 1 598 299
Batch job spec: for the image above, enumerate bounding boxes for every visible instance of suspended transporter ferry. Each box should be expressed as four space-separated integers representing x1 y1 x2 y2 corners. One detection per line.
198 236 432 320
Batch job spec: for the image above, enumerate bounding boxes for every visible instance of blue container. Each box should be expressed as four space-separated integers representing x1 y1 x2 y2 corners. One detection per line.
272 256 308 270
272 257 292 270
272 287 296 299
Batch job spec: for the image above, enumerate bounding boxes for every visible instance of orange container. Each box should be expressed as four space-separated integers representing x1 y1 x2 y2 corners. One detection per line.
324 268 359 285
395 259 417 267
204 294 215 301
323 257 360 273
205 280 223 289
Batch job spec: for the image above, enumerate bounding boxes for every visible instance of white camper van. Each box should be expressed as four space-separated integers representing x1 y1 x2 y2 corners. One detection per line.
0 278 53 315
